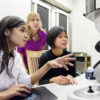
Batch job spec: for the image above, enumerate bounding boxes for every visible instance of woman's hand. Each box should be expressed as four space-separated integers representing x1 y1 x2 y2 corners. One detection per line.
0 84 31 100
47 54 76 70
66 75 77 85
49 75 70 85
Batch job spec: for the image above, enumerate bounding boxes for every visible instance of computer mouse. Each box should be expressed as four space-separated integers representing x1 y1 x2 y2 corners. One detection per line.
25 93 37 100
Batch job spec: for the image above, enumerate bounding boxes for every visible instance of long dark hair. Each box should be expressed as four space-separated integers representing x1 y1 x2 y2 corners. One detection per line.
0 16 25 77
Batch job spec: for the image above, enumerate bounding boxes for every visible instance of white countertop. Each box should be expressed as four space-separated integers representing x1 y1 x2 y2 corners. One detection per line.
35 74 99 100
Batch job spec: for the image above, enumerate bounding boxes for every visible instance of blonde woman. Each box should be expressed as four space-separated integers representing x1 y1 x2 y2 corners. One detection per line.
17 12 47 70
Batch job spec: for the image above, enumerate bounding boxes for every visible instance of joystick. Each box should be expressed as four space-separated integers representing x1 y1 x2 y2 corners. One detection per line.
87 86 94 93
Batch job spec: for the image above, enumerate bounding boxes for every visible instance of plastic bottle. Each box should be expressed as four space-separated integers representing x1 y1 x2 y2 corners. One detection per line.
85 67 94 80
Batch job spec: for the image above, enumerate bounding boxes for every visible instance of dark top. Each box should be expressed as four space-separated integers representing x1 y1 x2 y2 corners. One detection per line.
39 50 76 85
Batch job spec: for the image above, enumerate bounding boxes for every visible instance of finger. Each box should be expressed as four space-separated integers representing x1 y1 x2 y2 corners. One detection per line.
18 88 31 94
64 65 69 70
63 59 74 66
17 92 27 97
67 62 74 66
71 80 76 85
65 57 76 61
55 76 67 82
59 79 70 85
69 78 77 85
61 64 69 70
61 54 73 58
54 63 63 68
69 79 74 84
59 76 68 81
19 84 30 91
60 75 67 79
73 80 78 85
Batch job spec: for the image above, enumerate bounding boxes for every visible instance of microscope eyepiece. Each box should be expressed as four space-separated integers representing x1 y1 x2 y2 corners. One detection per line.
95 41 100 52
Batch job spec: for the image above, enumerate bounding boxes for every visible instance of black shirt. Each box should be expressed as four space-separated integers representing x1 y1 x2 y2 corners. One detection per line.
39 50 76 85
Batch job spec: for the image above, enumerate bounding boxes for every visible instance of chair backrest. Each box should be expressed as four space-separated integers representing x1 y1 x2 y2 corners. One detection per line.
26 50 46 74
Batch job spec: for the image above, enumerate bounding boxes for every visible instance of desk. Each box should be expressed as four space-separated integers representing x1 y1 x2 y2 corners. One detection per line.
37 74 98 100
12 75 98 100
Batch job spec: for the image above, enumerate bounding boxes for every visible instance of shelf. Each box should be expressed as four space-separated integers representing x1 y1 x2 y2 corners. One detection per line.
75 56 91 73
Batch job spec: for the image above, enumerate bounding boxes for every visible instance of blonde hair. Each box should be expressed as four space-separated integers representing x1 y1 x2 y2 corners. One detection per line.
27 12 45 39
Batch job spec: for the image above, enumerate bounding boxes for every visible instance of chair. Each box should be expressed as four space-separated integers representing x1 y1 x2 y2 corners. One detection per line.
26 50 46 85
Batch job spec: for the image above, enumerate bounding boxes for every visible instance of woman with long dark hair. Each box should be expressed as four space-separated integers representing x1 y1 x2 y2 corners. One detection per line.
0 16 75 99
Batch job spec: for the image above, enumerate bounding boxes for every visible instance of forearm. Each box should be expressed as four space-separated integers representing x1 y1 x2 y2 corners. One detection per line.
31 62 50 84
0 90 14 100
0 92 6 100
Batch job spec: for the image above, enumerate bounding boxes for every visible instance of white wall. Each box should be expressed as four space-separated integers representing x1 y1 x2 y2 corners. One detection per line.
55 0 100 66
72 0 100 66
0 0 31 21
